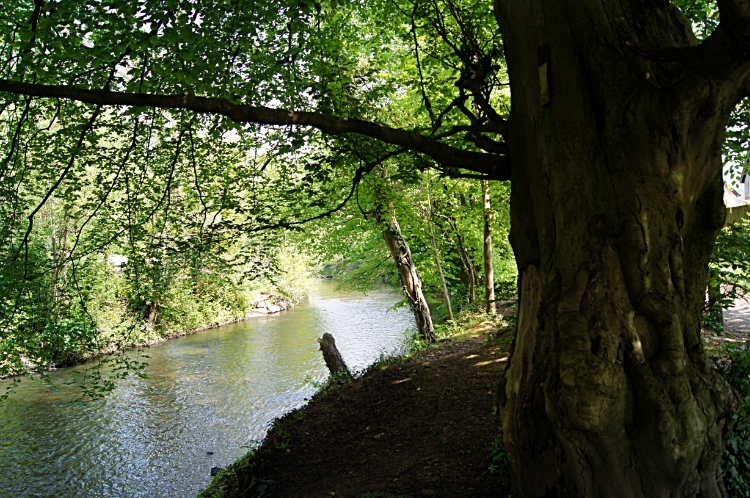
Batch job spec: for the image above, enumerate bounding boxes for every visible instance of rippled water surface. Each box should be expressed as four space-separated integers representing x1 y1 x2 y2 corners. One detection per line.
0 281 414 498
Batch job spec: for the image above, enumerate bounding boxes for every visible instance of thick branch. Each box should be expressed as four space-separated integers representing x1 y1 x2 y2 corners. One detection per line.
0 79 511 180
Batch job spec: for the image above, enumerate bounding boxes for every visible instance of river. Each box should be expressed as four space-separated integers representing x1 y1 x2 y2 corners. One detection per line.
0 280 415 498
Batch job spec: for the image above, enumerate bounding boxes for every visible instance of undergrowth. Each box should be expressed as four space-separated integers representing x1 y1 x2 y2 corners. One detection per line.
717 342 750 497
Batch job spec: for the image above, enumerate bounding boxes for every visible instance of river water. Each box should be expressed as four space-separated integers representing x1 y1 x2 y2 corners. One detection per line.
0 280 415 498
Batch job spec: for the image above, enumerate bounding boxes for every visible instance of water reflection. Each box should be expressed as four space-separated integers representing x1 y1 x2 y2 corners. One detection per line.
0 281 413 498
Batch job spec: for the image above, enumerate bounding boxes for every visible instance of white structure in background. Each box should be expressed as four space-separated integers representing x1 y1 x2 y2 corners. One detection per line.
724 180 750 224
108 254 128 267
723 162 750 223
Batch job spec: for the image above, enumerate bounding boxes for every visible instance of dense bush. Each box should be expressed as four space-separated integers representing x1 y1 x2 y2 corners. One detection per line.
717 342 750 497
705 218 750 331
704 216 750 495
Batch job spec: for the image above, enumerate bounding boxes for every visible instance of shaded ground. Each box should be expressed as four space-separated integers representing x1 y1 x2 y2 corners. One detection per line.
724 298 750 342
200 300 749 498
200 320 512 498
703 297 750 357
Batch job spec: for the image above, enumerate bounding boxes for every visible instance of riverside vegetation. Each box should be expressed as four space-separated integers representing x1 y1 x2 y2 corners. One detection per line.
1 0 750 496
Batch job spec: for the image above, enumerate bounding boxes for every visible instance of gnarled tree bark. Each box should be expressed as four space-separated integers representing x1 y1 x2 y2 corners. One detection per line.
494 0 748 496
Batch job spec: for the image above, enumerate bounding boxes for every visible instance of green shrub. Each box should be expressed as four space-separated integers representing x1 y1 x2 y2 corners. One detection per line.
705 218 750 332
718 342 750 496
489 433 511 479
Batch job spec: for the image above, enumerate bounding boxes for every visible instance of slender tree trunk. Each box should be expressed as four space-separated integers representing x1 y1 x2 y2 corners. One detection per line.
494 1 743 496
426 213 454 323
50 206 70 314
482 179 495 315
442 213 477 303
424 181 454 323
457 232 477 303
436 211 477 303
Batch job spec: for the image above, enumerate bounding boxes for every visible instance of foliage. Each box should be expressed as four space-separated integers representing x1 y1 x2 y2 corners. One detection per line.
703 217 750 495
488 433 511 480
305 369 354 398
310 165 515 322
195 447 260 498
704 217 750 332
672 0 719 41
716 342 750 497
0 0 518 394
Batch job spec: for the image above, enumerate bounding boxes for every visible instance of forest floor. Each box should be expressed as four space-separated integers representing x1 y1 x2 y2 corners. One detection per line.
198 312 514 498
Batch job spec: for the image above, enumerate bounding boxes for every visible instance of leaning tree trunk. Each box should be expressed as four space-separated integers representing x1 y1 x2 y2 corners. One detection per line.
318 333 352 380
494 1 745 496
380 207 436 343
372 171 435 343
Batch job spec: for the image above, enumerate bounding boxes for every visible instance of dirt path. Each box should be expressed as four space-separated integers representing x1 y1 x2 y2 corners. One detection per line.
200 326 511 498
724 298 750 342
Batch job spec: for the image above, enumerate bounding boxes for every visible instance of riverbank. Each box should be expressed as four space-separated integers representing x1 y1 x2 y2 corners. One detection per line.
198 314 514 498
2 291 303 378
0 281 416 498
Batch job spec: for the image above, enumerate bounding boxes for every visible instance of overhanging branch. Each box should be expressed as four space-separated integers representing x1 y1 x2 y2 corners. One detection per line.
0 79 511 181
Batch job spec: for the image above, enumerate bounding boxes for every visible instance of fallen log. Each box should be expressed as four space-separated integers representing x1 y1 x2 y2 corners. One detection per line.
317 333 352 380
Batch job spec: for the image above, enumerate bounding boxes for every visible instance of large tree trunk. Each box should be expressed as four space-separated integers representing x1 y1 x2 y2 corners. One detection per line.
494 1 744 496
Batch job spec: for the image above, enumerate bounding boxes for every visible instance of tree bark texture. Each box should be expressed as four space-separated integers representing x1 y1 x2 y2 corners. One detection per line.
494 1 748 496
482 179 496 315
145 298 159 330
382 211 437 343
317 333 352 380
374 176 436 343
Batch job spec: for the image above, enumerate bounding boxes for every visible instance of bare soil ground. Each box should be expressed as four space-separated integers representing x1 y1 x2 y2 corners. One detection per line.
199 319 512 498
